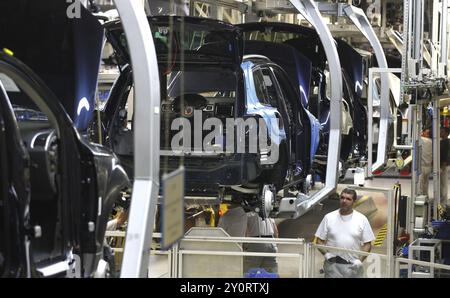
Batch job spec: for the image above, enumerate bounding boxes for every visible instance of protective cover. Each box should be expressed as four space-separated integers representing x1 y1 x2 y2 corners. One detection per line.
0 0 104 132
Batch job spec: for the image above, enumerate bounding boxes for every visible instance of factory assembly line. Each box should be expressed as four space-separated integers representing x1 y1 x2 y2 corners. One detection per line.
0 0 450 279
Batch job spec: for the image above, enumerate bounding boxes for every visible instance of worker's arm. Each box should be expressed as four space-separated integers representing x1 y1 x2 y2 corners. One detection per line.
360 241 372 262
316 237 328 256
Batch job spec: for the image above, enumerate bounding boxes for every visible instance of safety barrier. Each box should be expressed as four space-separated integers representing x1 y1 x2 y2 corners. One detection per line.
395 257 450 278
105 231 450 278
175 235 306 278
105 230 306 278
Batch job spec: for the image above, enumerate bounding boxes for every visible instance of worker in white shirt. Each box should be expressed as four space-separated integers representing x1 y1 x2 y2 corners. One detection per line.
419 127 433 197
315 188 375 278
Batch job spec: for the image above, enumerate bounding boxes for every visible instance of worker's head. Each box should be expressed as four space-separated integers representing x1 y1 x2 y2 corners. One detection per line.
339 188 357 214
422 127 432 138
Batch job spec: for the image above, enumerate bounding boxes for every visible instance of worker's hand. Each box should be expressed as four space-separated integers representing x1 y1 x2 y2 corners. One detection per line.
324 252 333 261
350 259 363 270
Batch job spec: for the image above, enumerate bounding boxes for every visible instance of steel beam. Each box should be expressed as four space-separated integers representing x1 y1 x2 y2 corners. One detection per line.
343 5 390 173
285 0 342 217
114 0 161 277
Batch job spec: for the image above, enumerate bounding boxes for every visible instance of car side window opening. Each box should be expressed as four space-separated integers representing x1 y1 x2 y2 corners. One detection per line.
109 83 134 157
0 73 49 125
252 69 271 105
0 69 61 262
270 67 297 126
159 67 237 154
260 68 280 108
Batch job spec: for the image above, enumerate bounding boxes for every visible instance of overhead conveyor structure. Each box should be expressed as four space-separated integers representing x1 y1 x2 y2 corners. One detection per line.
113 0 161 278
311 2 394 176
278 0 396 218
277 0 343 219
341 5 391 174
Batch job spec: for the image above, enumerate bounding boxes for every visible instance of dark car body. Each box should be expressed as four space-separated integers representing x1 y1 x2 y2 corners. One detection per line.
0 0 129 277
101 16 314 199
0 52 130 277
241 40 321 168
238 22 369 178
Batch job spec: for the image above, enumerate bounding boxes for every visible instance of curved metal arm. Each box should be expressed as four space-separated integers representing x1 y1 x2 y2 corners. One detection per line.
114 0 161 277
343 5 390 172
286 0 342 218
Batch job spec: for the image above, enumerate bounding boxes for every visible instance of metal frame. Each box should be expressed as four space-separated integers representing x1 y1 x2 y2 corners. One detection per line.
113 0 161 278
432 97 441 218
176 235 305 277
403 0 449 81
396 255 450 278
190 0 247 13
406 98 439 238
189 0 247 23
347 185 395 278
342 5 391 173
438 0 448 78
288 2 396 178
367 67 403 178
408 238 442 277
282 0 342 218
401 0 449 240
408 102 423 236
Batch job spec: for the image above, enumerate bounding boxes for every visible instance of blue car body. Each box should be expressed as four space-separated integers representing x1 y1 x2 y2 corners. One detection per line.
238 22 369 178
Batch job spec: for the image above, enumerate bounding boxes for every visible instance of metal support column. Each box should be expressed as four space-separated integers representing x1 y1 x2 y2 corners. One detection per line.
408 104 419 236
367 69 374 177
432 98 440 219
114 0 161 277
386 188 395 277
439 0 449 77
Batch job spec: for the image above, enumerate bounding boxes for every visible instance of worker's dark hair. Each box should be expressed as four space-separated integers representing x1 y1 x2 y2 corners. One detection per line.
341 188 357 201
423 125 432 132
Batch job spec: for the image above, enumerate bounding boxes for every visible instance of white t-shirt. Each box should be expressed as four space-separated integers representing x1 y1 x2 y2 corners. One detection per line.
315 209 375 262
420 136 432 168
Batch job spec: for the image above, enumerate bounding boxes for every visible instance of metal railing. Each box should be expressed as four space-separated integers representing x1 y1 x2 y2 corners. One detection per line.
106 230 450 278
105 230 305 278
177 235 306 278
395 257 450 278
